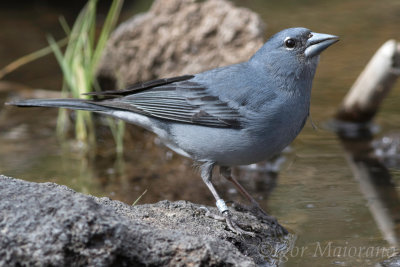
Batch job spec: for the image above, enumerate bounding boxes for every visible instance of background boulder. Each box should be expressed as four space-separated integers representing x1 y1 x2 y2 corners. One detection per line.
97 0 266 89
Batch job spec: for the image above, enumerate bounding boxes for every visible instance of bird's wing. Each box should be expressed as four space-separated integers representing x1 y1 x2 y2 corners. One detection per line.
86 75 195 96
87 76 243 129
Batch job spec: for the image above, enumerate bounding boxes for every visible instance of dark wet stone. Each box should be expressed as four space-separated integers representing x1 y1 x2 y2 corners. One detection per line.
378 253 400 267
0 175 291 266
372 133 400 169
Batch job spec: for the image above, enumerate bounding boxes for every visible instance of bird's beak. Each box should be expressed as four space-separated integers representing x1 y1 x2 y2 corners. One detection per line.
305 32 339 58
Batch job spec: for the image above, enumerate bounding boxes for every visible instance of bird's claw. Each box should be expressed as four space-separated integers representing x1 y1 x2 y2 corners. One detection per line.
199 206 254 236
222 210 255 236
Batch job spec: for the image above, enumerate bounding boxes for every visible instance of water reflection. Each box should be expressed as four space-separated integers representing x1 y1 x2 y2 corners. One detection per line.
232 154 288 206
334 123 400 247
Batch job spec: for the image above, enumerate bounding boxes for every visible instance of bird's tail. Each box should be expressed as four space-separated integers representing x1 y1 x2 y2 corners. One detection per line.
6 98 108 112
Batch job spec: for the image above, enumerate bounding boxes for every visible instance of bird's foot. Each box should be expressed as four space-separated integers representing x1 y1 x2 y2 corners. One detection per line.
232 201 288 236
215 199 255 236
222 210 255 236
199 206 254 236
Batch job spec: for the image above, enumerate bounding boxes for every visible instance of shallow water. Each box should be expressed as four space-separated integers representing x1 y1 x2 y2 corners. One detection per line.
1 0 400 266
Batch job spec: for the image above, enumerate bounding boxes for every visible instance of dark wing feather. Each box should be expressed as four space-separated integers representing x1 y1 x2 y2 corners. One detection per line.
88 78 243 129
85 75 194 96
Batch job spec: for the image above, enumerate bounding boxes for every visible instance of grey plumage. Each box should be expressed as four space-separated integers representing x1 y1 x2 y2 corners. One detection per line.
8 27 338 235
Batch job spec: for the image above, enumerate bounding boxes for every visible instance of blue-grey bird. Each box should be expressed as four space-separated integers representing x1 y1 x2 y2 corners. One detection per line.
7 27 338 235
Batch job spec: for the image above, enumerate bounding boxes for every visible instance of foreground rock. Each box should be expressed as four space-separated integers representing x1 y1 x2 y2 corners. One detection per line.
379 253 400 267
97 0 265 89
0 175 291 266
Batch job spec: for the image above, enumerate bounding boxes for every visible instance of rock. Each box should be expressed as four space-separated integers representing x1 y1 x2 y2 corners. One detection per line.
372 132 400 169
0 175 292 266
97 0 265 89
378 253 400 267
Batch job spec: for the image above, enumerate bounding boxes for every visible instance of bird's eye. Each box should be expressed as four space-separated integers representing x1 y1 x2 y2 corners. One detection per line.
284 38 296 49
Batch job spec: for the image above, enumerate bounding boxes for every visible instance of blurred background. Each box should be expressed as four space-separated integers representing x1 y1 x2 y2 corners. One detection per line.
0 0 400 265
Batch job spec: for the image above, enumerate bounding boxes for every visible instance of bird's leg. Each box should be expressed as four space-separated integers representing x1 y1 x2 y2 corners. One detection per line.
200 162 253 236
220 166 263 208
220 166 288 235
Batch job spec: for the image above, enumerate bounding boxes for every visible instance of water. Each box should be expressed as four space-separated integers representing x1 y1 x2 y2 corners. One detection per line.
1 0 400 266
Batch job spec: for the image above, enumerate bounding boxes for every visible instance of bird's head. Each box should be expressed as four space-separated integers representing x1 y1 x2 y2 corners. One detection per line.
250 27 338 80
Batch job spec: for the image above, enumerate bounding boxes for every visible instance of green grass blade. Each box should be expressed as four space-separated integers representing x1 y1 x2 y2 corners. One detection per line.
91 0 124 73
47 35 75 91
132 189 147 206
58 16 71 36
49 0 124 149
